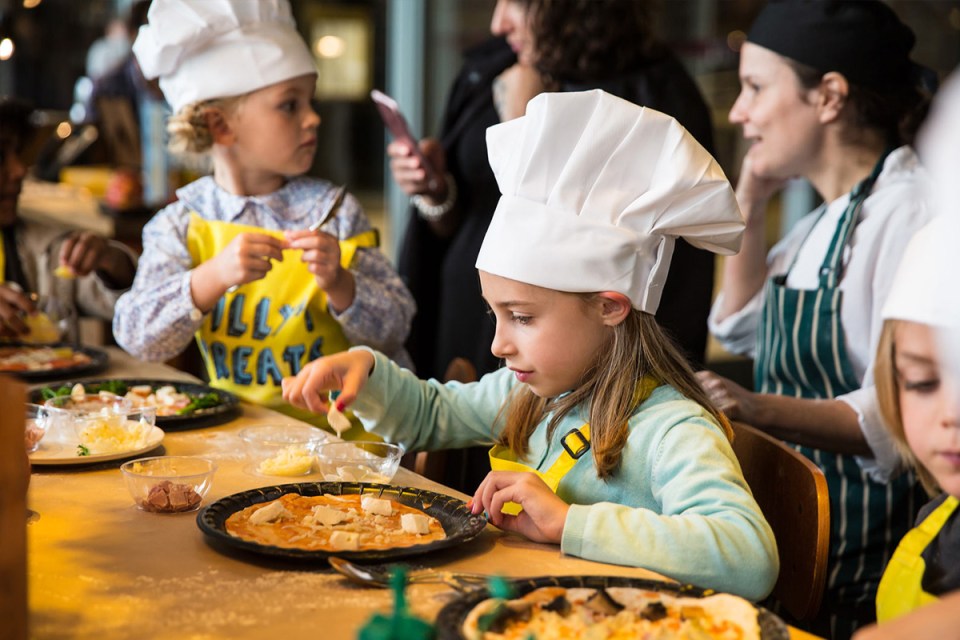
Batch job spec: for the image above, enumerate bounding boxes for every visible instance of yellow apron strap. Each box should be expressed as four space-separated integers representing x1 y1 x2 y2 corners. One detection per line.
876 495 958 622
488 376 659 515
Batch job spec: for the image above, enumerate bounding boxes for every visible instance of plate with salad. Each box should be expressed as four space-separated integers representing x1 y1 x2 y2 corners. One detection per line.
31 378 241 430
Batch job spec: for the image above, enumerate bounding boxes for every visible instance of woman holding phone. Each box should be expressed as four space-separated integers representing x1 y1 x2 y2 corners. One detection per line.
386 0 717 492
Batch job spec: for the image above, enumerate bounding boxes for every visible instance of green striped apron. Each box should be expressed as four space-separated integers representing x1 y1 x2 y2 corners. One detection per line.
754 152 920 639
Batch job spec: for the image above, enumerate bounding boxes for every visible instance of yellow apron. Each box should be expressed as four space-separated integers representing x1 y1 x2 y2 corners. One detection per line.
186 213 378 432
489 376 660 515
876 494 958 622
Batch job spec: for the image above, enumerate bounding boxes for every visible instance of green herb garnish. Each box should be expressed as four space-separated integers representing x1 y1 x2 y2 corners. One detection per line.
176 392 221 415
76 444 90 456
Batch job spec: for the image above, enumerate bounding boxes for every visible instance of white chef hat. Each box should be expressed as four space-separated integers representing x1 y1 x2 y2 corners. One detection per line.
882 215 960 328
132 0 317 113
475 90 744 313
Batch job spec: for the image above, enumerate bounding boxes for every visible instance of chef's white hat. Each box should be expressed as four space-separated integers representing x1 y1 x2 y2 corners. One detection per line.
132 0 317 113
475 90 744 313
882 215 959 328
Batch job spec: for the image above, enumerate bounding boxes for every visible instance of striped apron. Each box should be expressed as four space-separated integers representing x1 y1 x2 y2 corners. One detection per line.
754 153 920 639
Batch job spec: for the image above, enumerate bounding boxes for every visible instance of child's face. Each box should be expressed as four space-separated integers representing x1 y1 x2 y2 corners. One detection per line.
895 320 960 496
223 73 320 179
0 143 27 227
480 271 610 398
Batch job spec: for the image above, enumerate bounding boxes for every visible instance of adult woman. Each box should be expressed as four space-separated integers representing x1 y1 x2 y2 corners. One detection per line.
699 1 934 637
391 0 716 381
389 0 717 492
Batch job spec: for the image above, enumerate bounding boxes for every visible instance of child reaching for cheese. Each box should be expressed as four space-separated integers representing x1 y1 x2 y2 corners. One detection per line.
283 90 778 600
113 0 414 430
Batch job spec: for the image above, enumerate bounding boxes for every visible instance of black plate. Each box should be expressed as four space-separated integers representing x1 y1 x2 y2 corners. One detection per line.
197 482 487 562
28 378 240 430
0 342 108 381
435 575 789 640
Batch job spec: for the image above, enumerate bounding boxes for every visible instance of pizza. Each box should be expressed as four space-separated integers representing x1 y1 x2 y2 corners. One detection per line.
0 345 91 372
462 585 761 640
225 493 446 552
40 381 219 417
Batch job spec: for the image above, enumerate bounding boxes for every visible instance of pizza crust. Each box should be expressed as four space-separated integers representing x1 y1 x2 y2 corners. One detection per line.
225 493 446 551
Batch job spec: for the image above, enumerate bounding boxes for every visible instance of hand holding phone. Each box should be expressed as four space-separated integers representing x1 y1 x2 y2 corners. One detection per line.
371 89 441 192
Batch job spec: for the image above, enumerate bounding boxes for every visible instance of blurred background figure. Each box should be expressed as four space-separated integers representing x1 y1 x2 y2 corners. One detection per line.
85 16 131 83
0 97 136 343
388 0 717 492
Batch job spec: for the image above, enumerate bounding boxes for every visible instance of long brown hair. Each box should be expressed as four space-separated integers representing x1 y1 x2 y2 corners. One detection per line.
496 298 730 480
874 319 939 495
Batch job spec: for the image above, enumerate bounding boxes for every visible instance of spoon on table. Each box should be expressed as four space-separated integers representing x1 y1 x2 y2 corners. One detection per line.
329 557 489 592
224 185 347 294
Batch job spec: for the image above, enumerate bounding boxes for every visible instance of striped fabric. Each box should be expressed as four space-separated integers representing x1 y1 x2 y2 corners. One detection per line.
754 153 922 640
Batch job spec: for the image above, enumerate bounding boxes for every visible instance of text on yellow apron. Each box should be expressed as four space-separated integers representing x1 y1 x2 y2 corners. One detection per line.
186 212 378 427
876 495 958 622
489 376 660 515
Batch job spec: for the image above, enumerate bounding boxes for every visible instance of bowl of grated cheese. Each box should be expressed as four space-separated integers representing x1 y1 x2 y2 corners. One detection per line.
238 425 329 477
43 393 159 455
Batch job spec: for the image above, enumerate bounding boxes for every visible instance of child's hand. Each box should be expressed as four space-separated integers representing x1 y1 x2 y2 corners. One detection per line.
281 349 376 414
58 231 111 277
0 284 34 337
285 229 356 311
215 232 287 289
469 471 569 544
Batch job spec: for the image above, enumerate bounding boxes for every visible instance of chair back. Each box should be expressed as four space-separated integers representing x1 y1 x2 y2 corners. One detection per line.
730 420 830 621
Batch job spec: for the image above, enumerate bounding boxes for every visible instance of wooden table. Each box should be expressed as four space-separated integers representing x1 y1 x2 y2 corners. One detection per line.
27 348 821 639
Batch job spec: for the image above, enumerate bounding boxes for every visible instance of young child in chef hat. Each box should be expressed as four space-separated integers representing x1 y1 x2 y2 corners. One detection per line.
284 89 778 600
844 215 960 637
113 0 414 432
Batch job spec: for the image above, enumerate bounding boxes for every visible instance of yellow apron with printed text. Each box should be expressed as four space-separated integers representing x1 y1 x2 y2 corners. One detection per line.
489 376 660 515
876 495 958 622
186 213 378 431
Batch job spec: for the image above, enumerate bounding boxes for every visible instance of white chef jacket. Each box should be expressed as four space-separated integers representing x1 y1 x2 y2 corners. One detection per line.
709 146 934 481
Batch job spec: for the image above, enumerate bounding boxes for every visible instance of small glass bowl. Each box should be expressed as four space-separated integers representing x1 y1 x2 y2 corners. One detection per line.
316 441 404 484
238 425 329 477
120 456 216 513
25 403 49 453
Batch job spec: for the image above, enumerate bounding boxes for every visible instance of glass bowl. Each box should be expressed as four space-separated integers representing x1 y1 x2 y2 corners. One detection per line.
237 424 329 477
120 456 216 513
25 403 49 453
316 441 404 483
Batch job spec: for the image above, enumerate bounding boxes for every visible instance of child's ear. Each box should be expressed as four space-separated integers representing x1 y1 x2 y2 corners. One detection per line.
817 71 849 124
596 292 632 327
204 107 234 145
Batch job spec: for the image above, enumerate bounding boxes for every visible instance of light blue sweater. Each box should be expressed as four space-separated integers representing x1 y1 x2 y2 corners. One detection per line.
350 350 779 601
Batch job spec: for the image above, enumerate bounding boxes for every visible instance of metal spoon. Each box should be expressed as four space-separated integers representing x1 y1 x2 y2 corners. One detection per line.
329 557 489 591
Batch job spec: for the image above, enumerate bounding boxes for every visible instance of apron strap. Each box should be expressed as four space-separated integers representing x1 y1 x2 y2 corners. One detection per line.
819 148 892 289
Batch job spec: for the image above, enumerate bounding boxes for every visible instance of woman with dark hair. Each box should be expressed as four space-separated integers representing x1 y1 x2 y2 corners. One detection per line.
697 1 935 637
388 0 717 492
0 98 136 341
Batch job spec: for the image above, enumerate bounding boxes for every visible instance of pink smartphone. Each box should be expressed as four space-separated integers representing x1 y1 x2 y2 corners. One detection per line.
370 89 440 190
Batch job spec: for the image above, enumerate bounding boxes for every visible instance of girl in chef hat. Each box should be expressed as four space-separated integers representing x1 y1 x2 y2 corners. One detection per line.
842 216 960 639
113 0 414 431
284 89 778 601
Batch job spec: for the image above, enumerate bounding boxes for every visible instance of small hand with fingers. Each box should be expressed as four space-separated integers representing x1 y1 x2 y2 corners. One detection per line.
469 471 569 544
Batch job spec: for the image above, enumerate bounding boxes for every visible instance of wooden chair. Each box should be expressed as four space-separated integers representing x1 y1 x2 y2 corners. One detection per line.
1 376 29 639
730 420 830 621
400 358 478 482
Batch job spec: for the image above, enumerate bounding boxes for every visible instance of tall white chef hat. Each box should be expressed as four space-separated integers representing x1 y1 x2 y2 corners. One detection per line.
475 90 744 313
882 215 959 328
132 0 317 113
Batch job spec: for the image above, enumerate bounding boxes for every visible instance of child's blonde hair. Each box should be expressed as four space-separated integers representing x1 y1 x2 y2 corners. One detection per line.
166 95 246 154
874 319 940 495
497 298 731 479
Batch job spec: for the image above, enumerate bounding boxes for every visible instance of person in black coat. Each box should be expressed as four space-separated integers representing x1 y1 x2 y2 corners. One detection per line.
389 0 719 491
